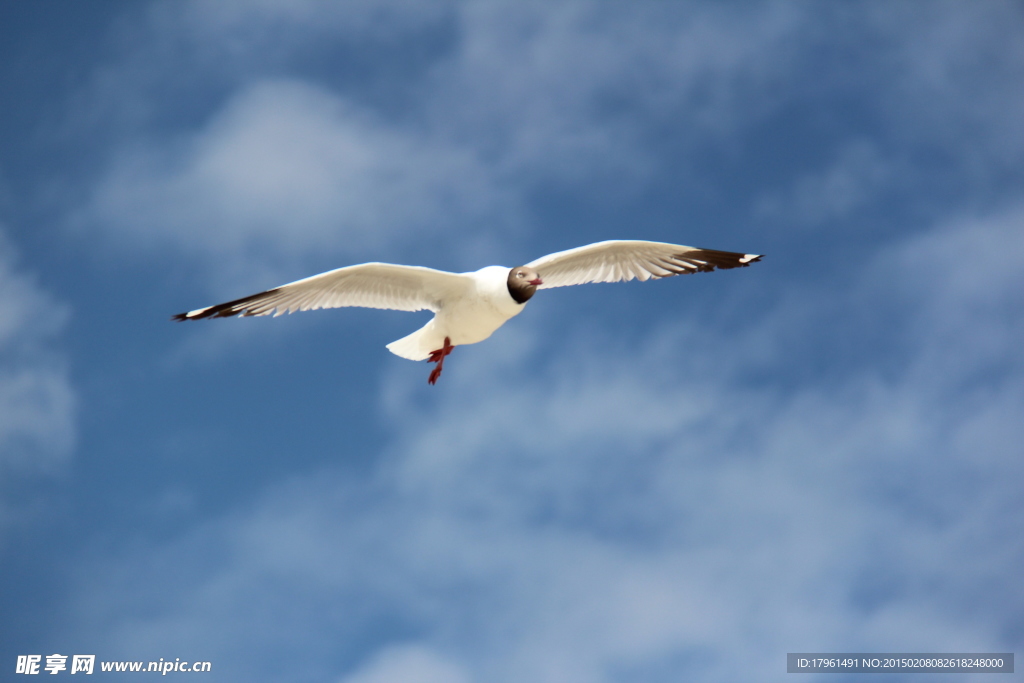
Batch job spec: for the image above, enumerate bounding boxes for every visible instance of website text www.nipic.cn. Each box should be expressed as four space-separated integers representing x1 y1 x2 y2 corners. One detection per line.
16 655 211 675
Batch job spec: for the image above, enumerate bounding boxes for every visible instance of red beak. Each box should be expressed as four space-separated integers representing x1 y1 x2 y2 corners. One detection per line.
529 278 544 286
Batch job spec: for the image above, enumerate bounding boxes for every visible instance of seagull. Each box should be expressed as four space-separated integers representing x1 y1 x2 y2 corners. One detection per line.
174 240 762 384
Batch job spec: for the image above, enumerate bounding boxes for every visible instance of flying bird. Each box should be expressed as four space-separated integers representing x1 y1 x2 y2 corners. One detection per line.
174 240 762 384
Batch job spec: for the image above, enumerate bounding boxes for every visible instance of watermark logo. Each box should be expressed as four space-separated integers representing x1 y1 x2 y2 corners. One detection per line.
70 657 94 675
16 655 209 675
15 656 41 675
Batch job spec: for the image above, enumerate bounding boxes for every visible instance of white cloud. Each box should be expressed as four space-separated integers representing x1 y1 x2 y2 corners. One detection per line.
0 229 75 474
340 645 470 683
47 2 1024 675
876 2 1024 163
78 2 816 284
86 79 519 290
424 2 805 186
177 0 452 46
753 141 897 226
64 205 1022 681
76 1 1024 280
0 228 76 557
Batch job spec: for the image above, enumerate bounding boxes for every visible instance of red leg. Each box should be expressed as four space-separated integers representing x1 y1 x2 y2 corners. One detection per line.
427 336 454 385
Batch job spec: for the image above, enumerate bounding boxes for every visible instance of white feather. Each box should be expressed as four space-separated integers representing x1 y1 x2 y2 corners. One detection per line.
526 240 761 288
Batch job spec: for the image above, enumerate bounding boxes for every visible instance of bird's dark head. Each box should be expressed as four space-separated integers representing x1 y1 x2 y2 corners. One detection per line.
507 266 543 304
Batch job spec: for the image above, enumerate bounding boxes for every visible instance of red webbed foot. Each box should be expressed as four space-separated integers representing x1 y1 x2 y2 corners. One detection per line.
427 336 455 385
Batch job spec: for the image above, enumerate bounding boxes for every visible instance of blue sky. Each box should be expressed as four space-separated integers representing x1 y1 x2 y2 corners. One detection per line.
2 2 1022 681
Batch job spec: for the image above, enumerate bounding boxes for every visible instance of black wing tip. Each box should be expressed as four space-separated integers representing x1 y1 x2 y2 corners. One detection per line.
171 307 223 321
171 307 227 321
171 287 282 322
677 248 764 272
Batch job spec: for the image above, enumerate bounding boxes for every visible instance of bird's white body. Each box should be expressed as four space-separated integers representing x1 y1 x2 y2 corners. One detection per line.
386 265 525 360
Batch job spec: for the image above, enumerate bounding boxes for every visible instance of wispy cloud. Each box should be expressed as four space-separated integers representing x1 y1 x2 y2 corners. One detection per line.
753 141 897 227
339 645 470 683
75 1 1024 284
63 204 1023 681
875 2 1024 162
77 2 809 289
85 79 519 290
0 227 75 556
427 3 804 180
0 228 75 474
19 3 1022 681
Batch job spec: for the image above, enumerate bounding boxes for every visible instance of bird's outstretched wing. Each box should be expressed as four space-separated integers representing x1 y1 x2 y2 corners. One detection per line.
173 263 471 320
526 240 762 289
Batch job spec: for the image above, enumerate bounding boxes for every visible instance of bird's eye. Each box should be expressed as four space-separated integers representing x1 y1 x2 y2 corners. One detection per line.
517 272 524 278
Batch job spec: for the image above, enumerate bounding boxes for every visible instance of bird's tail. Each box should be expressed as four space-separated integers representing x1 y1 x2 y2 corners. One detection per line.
385 321 439 361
